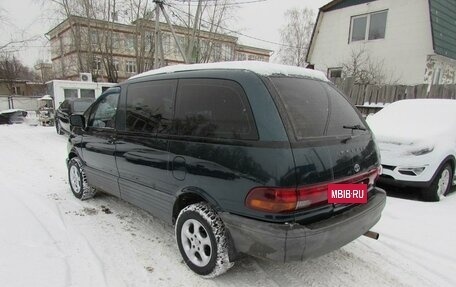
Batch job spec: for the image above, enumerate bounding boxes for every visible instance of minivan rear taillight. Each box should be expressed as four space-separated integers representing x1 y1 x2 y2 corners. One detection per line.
245 167 380 213
245 187 297 213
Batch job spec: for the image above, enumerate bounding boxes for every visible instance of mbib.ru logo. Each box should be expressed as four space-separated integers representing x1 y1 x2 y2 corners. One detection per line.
327 184 368 204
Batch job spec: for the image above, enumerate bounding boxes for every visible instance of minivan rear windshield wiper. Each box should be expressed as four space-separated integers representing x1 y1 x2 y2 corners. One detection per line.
343 124 366 131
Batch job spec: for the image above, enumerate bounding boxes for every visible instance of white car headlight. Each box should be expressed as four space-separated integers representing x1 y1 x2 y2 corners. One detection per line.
398 166 426 176
409 147 434 156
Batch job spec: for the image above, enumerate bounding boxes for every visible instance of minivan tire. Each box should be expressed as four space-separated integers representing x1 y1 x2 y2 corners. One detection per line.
422 163 453 202
68 157 97 200
175 202 234 278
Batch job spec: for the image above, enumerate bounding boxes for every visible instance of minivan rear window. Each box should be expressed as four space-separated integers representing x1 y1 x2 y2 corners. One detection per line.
270 77 366 139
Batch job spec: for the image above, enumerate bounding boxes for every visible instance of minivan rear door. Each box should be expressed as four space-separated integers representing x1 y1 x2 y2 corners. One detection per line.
268 77 379 217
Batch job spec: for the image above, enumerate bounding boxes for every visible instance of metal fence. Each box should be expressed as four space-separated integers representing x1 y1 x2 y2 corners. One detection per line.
0 95 41 111
332 78 456 115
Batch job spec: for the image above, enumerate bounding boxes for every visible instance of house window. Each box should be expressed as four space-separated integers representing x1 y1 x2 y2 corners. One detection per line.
93 58 102 70
126 61 137 73
328 68 342 79
90 31 98 44
125 36 135 50
64 89 78 99
113 60 120 71
237 53 246 61
163 34 171 51
433 68 441 85
248 54 256 61
350 10 387 42
222 45 233 61
13 86 22 95
112 34 120 49
145 32 153 51
81 89 95 99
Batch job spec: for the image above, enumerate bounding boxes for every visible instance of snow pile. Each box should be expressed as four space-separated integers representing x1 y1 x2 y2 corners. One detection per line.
367 99 456 145
130 61 328 82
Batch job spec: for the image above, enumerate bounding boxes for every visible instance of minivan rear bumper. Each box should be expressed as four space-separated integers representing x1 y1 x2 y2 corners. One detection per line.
220 188 386 262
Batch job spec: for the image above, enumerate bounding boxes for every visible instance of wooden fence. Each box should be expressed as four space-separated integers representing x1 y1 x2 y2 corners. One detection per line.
332 78 456 115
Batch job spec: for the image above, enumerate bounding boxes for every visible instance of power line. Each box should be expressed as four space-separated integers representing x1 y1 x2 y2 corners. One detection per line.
165 2 296 48
169 0 268 6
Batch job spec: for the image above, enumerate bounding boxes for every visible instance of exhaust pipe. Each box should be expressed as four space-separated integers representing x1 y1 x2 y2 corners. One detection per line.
363 230 379 240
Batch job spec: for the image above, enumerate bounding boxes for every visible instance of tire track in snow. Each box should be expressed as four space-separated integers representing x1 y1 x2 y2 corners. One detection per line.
1 187 72 287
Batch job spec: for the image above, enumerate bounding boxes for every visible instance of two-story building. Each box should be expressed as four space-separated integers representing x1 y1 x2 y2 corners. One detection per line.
47 16 272 83
306 0 456 85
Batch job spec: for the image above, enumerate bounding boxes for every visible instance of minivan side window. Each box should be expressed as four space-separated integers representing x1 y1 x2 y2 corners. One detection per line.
87 92 119 129
174 79 258 140
126 80 175 134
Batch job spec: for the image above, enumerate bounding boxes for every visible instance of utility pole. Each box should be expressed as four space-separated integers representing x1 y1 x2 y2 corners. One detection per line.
153 0 189 67
186 0 203 62
153 0 161 69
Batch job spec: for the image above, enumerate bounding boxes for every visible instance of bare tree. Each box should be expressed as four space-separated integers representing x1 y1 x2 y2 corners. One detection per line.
341 47 400 85
127 0 156 73
166 0 238 63
42 0 125 82
0 6 7 26
0 6 41 52
0 53 35 96
42 0 237 81
278 7 315 67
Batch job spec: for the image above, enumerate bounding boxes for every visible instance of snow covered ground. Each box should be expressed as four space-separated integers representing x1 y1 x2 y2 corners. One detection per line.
1 123 455 287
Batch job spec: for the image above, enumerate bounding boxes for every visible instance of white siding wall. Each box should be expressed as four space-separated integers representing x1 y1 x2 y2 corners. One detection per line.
308 0 434 85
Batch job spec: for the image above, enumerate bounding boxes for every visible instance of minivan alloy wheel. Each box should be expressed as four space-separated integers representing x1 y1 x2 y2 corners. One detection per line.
175 202 234 277
70 165 81 193
181 219 212 267
67 157 97 200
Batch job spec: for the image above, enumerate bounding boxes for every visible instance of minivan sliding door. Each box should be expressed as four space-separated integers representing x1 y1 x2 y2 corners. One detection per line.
115 79 177 224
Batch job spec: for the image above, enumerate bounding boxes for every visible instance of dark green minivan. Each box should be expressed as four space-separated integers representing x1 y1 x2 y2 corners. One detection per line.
67 62 386 277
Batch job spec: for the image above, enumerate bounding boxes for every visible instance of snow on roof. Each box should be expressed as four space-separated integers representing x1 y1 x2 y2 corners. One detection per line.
37 95 53 101
130 61 329 81
367 99 456 144
0 109 26 115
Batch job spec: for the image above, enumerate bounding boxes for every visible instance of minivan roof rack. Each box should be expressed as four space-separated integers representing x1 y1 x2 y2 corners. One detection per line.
130 61 329 82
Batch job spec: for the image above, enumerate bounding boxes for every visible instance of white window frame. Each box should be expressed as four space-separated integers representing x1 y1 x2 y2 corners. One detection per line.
350 10 388 42
93 58 102 71
126 61 137 73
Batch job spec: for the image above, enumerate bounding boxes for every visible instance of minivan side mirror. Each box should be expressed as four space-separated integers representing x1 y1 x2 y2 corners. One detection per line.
70 114 86 129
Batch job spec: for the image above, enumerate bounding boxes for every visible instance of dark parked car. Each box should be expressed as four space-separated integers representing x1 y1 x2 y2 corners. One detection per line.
55 98 94 135
0 109 28 124
67 62 386 277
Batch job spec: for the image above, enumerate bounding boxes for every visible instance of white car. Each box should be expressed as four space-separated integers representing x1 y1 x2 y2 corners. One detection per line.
367 99 456 201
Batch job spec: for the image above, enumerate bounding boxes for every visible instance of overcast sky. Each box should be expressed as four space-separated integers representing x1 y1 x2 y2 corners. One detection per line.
0 0 331 67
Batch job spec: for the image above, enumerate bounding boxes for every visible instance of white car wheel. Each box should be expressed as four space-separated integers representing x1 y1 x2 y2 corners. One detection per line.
423 163 453 202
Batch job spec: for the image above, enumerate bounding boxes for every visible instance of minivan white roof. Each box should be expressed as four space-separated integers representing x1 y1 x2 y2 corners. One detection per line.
130 61 329 82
